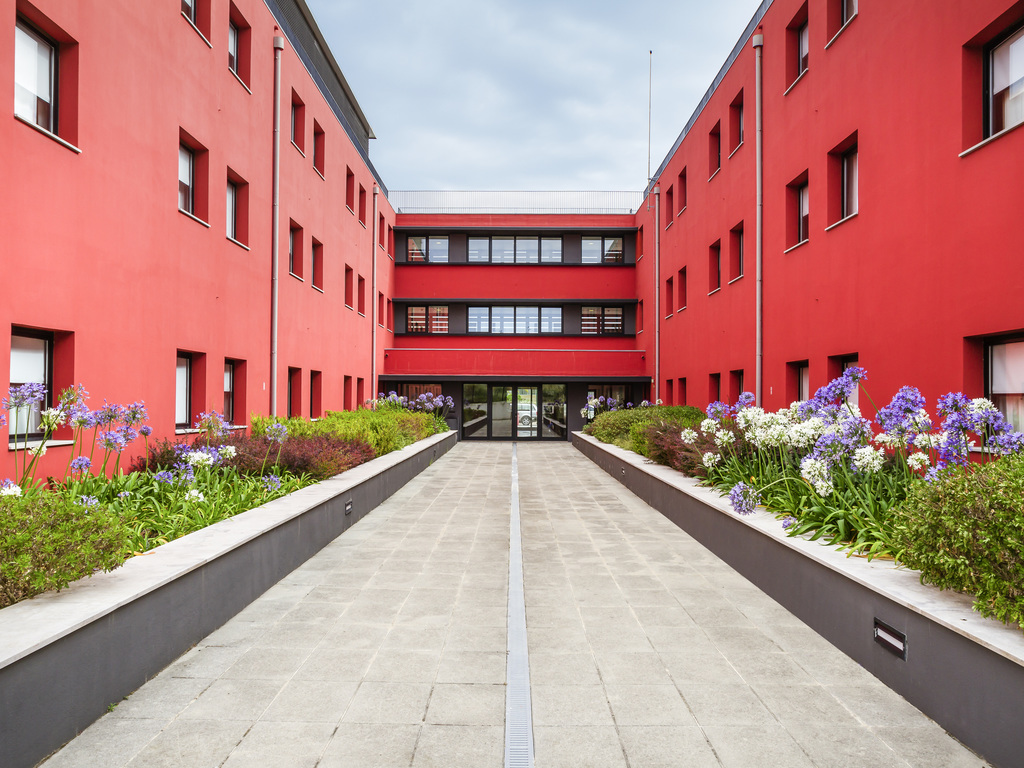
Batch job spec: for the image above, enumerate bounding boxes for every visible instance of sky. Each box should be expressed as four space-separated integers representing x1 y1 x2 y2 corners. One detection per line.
303 0 764 192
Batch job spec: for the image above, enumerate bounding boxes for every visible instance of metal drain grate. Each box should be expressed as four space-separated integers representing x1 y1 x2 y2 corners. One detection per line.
505 443 535 768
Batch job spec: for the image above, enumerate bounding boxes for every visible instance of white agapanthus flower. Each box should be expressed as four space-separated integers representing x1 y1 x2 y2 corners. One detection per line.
786 417 825 449
912 432 946 450
714 429 736 447
700 418 718 434
969 398 1000 415
800 456 834 497
218 445 237 459
39 408 65 430
184 450 215 467
852 446 885 473
702 452 721 469
680 428 698 444
734 406 765 431
28 444 47 457
185 489 205 502
907 452 931 470
1 484 23 497
873 432 904 448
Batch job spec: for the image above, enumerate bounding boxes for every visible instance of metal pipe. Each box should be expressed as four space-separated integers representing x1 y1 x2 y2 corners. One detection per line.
653 184 661 403
753 30 764 407
270 35 284 417
371 185 379 404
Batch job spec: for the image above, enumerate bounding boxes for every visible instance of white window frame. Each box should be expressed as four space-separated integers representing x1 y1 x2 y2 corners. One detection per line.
9 330 52 438
841 147 859 218
226 180 238 239
14 20 56 133
989 340 1024 432
228 21 239 74
989 25 1024 136
178 144 194 213
175 352 192 428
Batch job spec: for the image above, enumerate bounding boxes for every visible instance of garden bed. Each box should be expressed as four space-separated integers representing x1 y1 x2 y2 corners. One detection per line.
574 431 1024 768
0 430 456 768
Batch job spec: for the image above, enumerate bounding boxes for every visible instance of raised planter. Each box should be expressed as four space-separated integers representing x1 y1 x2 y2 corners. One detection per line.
573 432 1024 768
0 430 456 768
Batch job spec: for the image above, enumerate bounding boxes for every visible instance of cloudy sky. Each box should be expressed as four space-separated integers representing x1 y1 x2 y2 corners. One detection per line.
303 0 764 191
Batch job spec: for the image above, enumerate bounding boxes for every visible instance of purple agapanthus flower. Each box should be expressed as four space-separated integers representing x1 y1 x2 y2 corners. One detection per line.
98 430 128 453
728 482 761 516
3 382 47 410
262 474 282 491
70 455 92 473
154 470 175 484
265 422 288 444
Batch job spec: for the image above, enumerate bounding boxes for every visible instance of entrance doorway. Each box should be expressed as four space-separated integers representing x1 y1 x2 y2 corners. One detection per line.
462 383 567 440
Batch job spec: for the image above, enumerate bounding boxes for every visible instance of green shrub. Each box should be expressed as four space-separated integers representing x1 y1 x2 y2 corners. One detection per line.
0 494 131 608
586 406 704 451
251 408 441 457
893 453 1024 630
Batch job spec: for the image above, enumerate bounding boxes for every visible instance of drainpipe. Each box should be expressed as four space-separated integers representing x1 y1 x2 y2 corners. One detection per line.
753 30 764 407
653 184 661 403
371 185 379 403
270 35 285 416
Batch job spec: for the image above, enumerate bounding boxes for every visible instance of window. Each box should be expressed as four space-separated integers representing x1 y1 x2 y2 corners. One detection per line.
178 144 195 214
311 238 323 290
182 0 196 23
469 237 489 262
990 25 1024 135
492 236 515 263
678 377 687 406
665 186 674 226
8 328 52 438
225 170 248 244
788 173 810 247
729 224 744 281
730 91 744 152
313 120 325 175
387 299 393 331
227 22 238 74
377 292 385 326
344 265 354 307
345 167 355 211
678 267 687 310
14 20 55 133
407 235 449 262
582 236 624 264
841 146 858 218
515 307 539 334
788 360 810 402
288 222 303 278
428 305 448 333
343 375 353 411
175 352 192 428
637 300 644 332
709 122 721 177
290 91 305 152
541 238 562 263
709 373 721 404
287 367 301 417
828 354 860 407
387 224 394 256
467 307 489 333
787 5 810 86
827 0 857 39
357 275 366 314
666 379 674 405
226 5 251 86
677 168 687 213
356 378 365 409
378 213 385 249
665 277 674 317
407 306 427 333
989 340 1024 431
515 237 539 264
491 306 515 334
709 241 721 292
358 185 367 225
182 0 211 39
581 307 624 335
730 369 745 402
310 370 322 419
223 360 236 424
541 307 562 333
178 131 208 221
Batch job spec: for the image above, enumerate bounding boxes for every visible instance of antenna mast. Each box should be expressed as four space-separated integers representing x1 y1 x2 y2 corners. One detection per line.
647 50 653 185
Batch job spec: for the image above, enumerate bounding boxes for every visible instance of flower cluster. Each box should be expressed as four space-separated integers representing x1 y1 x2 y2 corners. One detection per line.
265 422 289 444
1 479 22 497
375 391 455 418
727 482 760 515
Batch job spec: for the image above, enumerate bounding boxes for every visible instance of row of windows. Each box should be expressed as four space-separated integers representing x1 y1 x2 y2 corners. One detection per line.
403 305 624 336
405 235 625 264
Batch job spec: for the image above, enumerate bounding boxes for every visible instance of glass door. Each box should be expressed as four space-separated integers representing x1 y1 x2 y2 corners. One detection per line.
491 385 513 437
516 386 538 438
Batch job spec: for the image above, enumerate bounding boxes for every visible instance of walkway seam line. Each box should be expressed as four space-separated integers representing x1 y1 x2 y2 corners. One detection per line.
505 442 535 768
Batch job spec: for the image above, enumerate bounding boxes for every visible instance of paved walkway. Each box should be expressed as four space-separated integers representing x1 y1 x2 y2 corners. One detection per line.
41 443 986 767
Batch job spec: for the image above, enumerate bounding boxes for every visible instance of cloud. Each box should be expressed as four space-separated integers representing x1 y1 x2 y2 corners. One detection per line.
305 0 763 190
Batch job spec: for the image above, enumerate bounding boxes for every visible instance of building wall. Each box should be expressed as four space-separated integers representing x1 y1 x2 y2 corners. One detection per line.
1 0 394 479
639 0 1024 414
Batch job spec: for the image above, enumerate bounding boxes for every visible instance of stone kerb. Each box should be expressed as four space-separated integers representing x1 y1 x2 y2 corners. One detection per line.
572 431 1024 768
0 430 456 768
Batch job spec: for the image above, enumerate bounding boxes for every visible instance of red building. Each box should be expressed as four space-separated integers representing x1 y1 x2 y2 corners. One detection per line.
4 0 1024 477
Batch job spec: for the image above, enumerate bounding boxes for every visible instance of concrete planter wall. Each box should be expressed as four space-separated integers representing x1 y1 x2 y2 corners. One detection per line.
573 432 1024 768
0 430 456 768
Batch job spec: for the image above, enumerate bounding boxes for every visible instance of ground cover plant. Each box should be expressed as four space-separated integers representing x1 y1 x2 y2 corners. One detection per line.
596 369 1024 630
0 384 445 608
583 399 704 454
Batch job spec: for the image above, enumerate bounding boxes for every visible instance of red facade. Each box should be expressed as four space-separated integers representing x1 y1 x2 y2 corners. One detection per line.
4 0 1024 475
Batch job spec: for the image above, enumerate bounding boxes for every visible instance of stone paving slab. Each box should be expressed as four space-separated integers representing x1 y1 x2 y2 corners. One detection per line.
39 442 989 767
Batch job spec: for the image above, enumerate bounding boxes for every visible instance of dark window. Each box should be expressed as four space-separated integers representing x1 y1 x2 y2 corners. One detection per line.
581 307 624 335
989 24 1024 135
8 328 53 438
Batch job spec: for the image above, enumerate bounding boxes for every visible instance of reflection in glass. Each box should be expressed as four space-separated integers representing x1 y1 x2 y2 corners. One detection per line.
408 236 427 261
604 237 624 263
462 383 489 439
581 306 600 334
428 305 448 333
517 387 538 437
516 237 539 263
407 306 427 333
491 306 515 334
541 384 567 438
541 237 563 263
603 307 624 334
468 307 489 333
492 237 515 263
541 307 562 333
515 307 539 334
491 386 513 436
428 236 449 262
582 238 602 263
468 237 490 262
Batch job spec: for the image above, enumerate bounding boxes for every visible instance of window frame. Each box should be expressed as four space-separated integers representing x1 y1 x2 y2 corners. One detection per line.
841 145 859 219
581 306 625 335
175 352 193 429
987 22 1024 137
14 19 56 134
8 327 54 440
986 336 1024 432
178 144 195 215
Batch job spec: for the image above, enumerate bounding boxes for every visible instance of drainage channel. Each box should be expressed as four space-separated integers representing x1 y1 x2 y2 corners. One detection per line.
505 443 535 768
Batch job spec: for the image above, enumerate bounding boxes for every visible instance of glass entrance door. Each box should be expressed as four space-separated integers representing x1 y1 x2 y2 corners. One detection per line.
516 386 538 437
463 383 564 440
